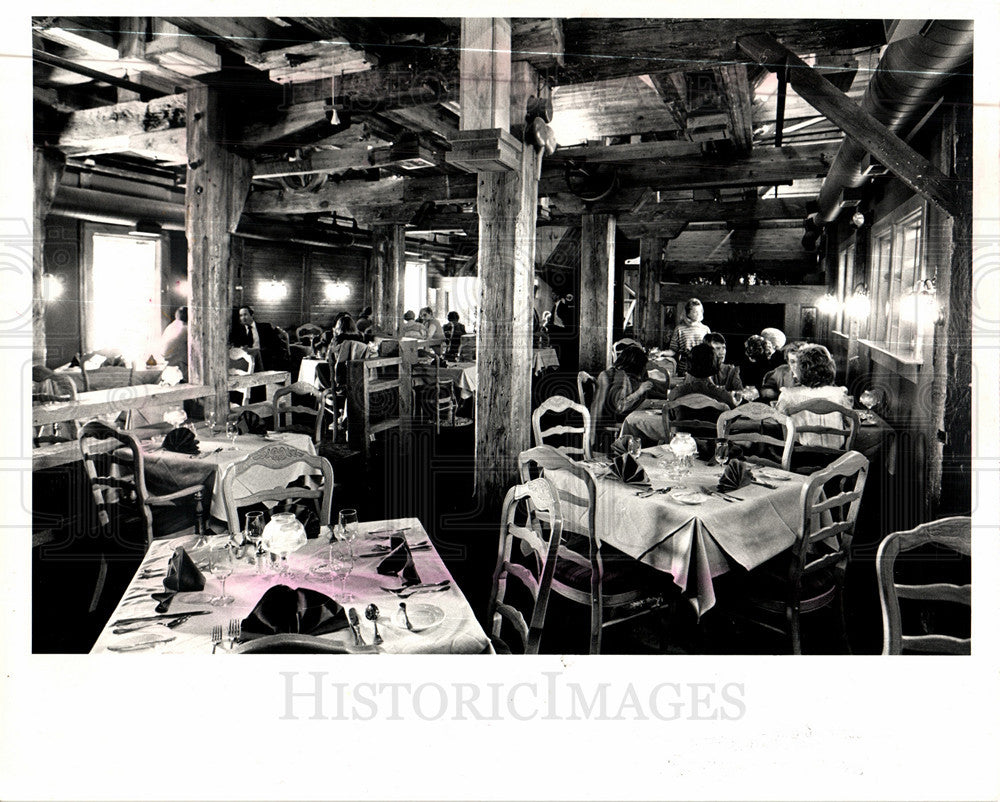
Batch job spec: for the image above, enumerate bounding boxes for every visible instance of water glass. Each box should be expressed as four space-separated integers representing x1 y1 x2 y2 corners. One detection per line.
328 541 354 602
226 421 239 445
209 541 234 606
626 436 642 459
244 511 265 571
713 438 730 466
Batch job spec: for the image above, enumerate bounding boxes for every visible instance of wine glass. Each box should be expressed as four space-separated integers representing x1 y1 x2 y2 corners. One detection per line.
206 409 219 436
328 541 354 602
209 540 234 606
339 509 360 558
226 421 239 446
626 436 642 459
712 438 730 466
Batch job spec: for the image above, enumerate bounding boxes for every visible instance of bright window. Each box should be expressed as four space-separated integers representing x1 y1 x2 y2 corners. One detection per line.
83 226 162 364
868 198 926 355
403 260 427 314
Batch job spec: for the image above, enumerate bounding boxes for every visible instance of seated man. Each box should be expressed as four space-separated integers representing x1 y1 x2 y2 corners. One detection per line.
418 306 446 354
442 311 467 360
760 341 804 401
229 305 287 372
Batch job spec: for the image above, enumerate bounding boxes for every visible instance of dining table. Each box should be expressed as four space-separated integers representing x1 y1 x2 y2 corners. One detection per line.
141 426 318 527
545 447 813 616
297 357 326 387
412 361 478 399
90 518 493 655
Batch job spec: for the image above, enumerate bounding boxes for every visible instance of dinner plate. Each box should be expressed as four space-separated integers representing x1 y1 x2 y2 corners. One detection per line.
669 488 707 505
391 603 445 632
107 631 176 652
756 468 792 482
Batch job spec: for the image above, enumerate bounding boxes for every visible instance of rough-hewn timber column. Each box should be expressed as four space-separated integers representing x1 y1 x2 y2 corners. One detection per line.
475 145 539 504
367 223 404 334
578 213 616 373
33 147 64 364
636 236 664 347
185 85 251 421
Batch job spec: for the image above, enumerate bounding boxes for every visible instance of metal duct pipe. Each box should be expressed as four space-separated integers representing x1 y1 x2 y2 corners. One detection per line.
816 20 973 222
51 186 186 229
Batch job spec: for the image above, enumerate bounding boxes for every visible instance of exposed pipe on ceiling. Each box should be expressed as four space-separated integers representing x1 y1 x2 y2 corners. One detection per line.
816 20 974 222
51 186 186 229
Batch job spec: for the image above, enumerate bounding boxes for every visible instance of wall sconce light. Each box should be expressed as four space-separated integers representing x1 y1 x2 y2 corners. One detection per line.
324 281 351 302
902 278 941 327
846 285 869 319
42 274 63 302
817 293 840 316
174 279 190 298
259 278 288 301
850 211 866 228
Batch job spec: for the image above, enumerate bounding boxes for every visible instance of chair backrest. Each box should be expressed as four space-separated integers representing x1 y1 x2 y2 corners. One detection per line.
330 340 370 389
78 420 152 542
716 402 796 471
228 347 255 374
784 398 859 450
576 371 595 408
295 323 324 347
219 444 334 535
272 382 330 443
34 370 80 442
487 477 564 654
876 516 971 655
612 338 643 360
793 450 869 590
531 395 592 460
662 393 729 440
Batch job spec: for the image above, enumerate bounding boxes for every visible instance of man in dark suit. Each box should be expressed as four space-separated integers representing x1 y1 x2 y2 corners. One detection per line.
230 305 286 372
703 332 743 393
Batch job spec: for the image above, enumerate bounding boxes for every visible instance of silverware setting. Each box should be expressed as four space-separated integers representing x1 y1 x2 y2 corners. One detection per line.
107 635 175 652
211 625 224 654
636 487 671 498
751 479 777 489
393 584 451 599
113 610 211 626
365 603 384 645
367 527 412 537
380 580 450 594
707 488 744 502
228 618 241 649
348 607 366 646
113 614 192 635
399 602 414 631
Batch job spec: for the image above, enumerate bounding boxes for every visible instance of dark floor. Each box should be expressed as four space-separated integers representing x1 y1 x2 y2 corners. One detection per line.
32 370 926 655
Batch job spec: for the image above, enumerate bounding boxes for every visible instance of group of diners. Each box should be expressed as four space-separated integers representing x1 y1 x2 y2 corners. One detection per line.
594 297 851 449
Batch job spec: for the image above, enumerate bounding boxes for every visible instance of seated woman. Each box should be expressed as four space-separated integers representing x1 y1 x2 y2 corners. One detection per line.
442 311 467 360
740 334 770 391
592 345 658 430
774 344 850 448
760 341 805 401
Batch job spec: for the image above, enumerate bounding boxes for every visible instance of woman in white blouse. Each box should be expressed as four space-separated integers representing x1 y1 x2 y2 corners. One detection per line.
775 344 851 448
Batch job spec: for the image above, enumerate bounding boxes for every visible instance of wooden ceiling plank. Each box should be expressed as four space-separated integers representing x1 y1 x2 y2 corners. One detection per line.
738 32 961 217
715 63 753 154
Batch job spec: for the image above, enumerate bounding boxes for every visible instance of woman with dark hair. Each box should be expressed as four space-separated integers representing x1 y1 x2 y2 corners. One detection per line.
442 311 466 360
601 345 658 424
775 344 850 448
334 314 365 345
667 343 737 409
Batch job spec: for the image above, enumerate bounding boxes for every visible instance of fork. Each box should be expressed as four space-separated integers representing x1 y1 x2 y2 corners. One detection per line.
228 618 241 649
394 584 451 599
380 580 450 594
211 625 224 654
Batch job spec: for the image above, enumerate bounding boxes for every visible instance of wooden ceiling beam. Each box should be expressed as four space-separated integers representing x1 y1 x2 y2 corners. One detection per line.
738 32 962 217
548 139 702 164
245 175 406 215
512 19 564 70
715 63 753 155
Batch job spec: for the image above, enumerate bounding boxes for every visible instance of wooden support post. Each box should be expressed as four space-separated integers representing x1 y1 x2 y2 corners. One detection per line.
636 237 665 346
185 85 251 423
578 213 616 373
33 147 65 365
367 223 404 335
738 33 962 217
460 18 511 131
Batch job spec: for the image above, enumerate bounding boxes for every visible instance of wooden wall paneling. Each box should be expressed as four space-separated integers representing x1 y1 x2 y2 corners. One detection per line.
578 213 616 373
307 247 367 327
185 84 251 423
239 243 305 329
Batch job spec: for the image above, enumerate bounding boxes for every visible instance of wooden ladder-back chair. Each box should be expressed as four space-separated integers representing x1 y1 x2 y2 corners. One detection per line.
876 516 971 655
78 421 204 611
662 393 729 441
517 445 671 654
219 444 334 537
716 402 796 471
532 395 592 460
486 477 564 654
741 450 869 654
33 367 80 444
272 382 331 443
228 347 256 407
295 323 324 354
783 399 859 475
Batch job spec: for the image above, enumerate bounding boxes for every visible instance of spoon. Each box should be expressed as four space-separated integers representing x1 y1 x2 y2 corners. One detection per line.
399 602 414 631
347 608 365 646
365 603 384 645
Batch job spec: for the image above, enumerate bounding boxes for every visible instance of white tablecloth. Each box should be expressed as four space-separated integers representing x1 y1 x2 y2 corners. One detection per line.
90 518 492 655
546 447 810 615
297 358 325 387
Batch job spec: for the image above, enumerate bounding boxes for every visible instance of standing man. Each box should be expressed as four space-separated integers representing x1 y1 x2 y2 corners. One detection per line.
703 332 743 393
665 298 711 376
230 305 287 372
158 306 189 381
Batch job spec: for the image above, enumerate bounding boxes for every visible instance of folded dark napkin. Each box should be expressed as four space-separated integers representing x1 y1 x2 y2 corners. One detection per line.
162 427 200 455
718 460 754 493
152 546 206 613
609 436 631 458
376 536 421 586
235 410 268 435
241 585 349 639
611 453 648 485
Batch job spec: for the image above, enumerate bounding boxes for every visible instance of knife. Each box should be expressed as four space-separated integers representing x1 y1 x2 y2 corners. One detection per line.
113 610 211 626
348 607 366 646
751 479 777 489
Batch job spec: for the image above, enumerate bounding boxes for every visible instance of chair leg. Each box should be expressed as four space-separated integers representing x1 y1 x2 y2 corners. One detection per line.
835 585 852 655
88 555 108 614
789 605 802 655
